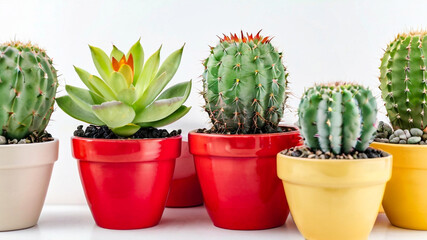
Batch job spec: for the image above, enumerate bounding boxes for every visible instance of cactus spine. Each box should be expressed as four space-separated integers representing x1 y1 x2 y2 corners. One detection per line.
298 83 377 154
380 31 427 130
202 32 288 133
0 42 58 140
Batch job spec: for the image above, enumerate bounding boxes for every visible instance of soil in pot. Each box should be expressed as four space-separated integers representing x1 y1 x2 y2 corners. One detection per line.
278 146 392 240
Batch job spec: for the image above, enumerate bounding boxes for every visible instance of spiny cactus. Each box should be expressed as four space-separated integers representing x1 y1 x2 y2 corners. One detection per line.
298 83 377 154
57 39 191 137
380 30 427 130
202 31 288 134
0 42 58 140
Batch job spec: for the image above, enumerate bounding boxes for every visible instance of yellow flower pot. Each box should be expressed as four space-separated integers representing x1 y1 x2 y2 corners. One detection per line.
277 152 392 240
371 142 427 230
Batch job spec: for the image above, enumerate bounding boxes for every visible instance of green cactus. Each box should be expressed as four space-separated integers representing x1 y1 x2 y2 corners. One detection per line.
0 42 58 140
380 31 427 130
57 39 191 137
298 83 377 154
202 32 288 133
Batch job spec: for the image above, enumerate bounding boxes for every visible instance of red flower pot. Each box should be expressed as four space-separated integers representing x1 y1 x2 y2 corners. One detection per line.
71 136 181 230
166 141 203 207
189 129 300 230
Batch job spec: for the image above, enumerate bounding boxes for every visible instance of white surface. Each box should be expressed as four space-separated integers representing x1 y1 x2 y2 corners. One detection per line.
0 0 426 204
1 205 427 240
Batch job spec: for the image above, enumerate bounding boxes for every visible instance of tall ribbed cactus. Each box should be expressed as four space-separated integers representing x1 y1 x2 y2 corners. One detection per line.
0 42 58 140
380 31 427 130
298 83 377 154
202 32 288 133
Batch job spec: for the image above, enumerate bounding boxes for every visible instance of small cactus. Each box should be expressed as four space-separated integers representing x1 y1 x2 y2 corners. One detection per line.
298 83 377 154
0 42 58 140
379 30 427 130
202 31 288 133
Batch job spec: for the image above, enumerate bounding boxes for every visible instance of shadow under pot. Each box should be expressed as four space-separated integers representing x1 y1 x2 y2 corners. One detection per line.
371 142 427 230
277 150 392 240
166 140 203 208
188 128 300 230
0 139 59 231
72 136 181 230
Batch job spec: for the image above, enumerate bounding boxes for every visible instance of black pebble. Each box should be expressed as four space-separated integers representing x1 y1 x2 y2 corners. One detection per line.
73 125 182 139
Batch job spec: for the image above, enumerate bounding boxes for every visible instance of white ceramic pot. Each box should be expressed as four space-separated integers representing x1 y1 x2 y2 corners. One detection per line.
0 139 58 231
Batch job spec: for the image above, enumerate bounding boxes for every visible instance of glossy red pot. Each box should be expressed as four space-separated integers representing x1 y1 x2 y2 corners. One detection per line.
166 141 203 207
72 136 181 230
189 129 301 230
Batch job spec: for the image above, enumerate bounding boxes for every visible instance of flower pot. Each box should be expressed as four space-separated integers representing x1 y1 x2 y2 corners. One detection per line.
0 139 59 231
277 151 392 240
166 141 203 207
188 129 300 230
371 142 427 230
72 136 181 230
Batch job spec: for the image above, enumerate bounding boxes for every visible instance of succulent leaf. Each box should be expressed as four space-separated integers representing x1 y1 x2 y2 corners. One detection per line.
108 72 128 94
118 64 133 86
74 66 104 96
66 85 105 112
110 45 125 61
111 123 140 137
134 80 191 122
117 87 136 105
88 75 116 100
136 45 161 93
127 39 144 84
56 96 104 125
92 101 135 128
89 45 113 81
137 106 191 128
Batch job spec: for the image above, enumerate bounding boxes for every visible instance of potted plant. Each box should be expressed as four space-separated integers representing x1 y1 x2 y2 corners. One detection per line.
56 39 192 230
277 83 392 240
188 32 301 230
166 139 203 207
0 41 59 231
371 30 427 230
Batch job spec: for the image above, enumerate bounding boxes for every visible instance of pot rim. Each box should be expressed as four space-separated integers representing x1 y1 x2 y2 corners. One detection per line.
0 138 59 169
0 138 58 149
188 125 299 139
277 148 393 188
371 141 427 149
71 135 182 143
277 147 391 163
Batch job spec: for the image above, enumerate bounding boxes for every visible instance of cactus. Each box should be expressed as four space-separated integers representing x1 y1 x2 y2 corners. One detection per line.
57 39 191 137
298 83 377 154
202 31 288 133
0 42 58 140
379 31 427 130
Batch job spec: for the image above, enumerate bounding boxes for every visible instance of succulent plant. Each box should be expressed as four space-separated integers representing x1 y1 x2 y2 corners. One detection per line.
202 31 288 134
0 41 58 140
380 31 427 130
57 39 191 137
298 83 377 154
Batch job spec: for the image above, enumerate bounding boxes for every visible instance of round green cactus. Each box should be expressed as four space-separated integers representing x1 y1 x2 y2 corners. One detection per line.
380 31 427 130
202 32 288 133
0 42 58 140
298 83 377 154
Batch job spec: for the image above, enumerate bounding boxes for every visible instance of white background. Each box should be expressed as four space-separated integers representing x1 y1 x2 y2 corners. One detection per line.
0 0 426 204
